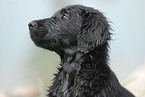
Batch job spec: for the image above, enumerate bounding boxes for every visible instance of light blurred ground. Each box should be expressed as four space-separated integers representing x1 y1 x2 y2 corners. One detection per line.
125 64 145 97
1 65 145 97
0 86 40 97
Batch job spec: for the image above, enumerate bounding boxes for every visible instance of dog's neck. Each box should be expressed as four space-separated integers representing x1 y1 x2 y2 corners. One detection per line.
62 47 84 73
60 42 109 74
62 42 109 62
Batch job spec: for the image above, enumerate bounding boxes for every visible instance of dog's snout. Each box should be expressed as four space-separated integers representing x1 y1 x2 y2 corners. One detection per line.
29 21 37 29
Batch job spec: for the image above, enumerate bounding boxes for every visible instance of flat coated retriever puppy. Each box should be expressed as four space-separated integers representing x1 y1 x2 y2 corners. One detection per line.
28 5 135 97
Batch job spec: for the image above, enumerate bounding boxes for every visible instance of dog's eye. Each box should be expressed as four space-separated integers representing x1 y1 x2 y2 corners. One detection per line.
51 17 56 21
61 14 68 20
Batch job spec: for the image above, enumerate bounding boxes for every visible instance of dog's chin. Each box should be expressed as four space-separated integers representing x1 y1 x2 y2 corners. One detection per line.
32 39 45 47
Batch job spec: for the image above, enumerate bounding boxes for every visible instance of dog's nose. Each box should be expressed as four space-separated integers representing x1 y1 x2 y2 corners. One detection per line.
29 21 37 29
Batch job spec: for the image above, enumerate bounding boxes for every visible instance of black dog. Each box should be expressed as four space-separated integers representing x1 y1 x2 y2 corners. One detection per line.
29 5 134 97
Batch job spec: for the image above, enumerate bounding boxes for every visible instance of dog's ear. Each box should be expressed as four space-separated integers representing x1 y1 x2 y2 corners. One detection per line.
78 8 111 53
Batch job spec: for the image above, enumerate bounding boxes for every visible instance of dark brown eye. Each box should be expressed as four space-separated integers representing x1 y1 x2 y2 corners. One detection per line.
61 14 68 20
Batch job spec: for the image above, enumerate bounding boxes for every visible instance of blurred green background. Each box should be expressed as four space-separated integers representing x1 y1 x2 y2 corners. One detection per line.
0 0 145 96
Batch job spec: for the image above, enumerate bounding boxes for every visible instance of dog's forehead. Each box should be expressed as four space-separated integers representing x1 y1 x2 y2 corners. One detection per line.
62 5 86 12
53 9 70 17
59 6 80 14
53 5 84 16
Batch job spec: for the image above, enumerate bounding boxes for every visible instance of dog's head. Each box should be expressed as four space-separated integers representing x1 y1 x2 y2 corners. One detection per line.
29 5 111 55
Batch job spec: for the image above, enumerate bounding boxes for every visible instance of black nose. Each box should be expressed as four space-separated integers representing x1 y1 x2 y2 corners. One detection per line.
29 21 37 28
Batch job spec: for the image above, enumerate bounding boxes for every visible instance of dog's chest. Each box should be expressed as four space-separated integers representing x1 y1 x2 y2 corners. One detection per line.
58 70 81 97
60 58 81 96
58 53 84 97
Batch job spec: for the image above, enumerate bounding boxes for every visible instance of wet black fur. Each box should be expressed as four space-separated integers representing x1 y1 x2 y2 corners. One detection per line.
29 5 134 97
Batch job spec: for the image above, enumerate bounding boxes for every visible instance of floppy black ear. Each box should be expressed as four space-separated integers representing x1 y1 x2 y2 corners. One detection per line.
78 8 111 53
